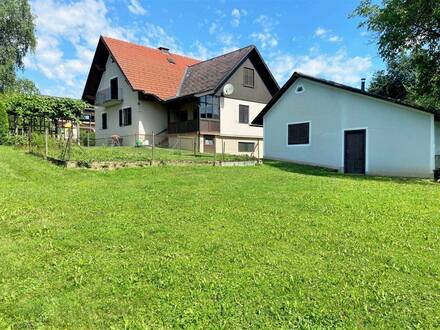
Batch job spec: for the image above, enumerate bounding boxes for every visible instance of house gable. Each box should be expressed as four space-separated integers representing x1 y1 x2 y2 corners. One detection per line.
176 46 279 100
82 36 199 104
262 76 435 177
220 58 273 104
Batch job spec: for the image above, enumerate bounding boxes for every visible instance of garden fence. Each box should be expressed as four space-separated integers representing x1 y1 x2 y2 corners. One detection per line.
8 130 260 163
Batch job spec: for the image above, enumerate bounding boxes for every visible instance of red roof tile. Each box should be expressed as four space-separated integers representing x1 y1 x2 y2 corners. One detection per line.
102 36 199 100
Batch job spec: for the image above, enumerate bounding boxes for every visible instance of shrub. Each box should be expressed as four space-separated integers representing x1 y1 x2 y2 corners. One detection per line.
0 100 9 144
6 134 28 147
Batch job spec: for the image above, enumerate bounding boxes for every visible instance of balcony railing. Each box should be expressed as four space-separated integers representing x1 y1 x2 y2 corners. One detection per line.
95 88 123 106
200 119 220 133
168 119 199 134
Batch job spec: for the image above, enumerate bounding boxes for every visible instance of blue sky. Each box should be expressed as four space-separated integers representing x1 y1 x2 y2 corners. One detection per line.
21 0 383 98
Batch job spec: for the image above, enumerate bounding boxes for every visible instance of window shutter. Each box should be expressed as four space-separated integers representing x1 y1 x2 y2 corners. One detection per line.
119 109 123 126
102 113 107 130
243 68 254 87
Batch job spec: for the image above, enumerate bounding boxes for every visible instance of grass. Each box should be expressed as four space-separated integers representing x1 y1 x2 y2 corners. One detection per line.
66 145 251 163
1 146 440 328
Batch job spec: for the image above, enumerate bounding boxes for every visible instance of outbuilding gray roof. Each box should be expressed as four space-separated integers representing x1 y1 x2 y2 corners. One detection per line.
251 72 439 126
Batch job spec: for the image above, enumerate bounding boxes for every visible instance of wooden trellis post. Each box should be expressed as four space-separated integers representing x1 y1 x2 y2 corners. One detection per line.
45 127 49 159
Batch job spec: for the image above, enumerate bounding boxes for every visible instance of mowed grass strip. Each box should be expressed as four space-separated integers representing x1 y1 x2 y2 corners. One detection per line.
0 146 439 328
29 138 252 163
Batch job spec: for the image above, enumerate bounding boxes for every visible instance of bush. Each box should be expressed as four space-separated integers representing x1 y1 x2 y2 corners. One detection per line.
0 100 9 144
6 134 28 147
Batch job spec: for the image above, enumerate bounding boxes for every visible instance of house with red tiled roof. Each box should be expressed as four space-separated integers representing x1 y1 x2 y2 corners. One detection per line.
82 36 279 154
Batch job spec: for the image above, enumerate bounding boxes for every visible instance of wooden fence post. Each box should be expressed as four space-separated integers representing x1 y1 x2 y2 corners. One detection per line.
45 127 49 159
151 131 155 161
77 122 80 146
257 139 260 161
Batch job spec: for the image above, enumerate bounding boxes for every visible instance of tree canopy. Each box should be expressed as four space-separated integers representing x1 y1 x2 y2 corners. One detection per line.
354 0 440 110
0 0 36 90
8 78 40 95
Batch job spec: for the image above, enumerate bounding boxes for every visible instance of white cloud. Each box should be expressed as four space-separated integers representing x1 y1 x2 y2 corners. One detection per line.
328 35 343 43
269 49 372 86
188 41 214 60
315 27 328 37
251 15 278 49
127 0 147 15
231 8 246 27
251 32 278 48
26 0 140 97
141 23 180 52
315 26 343 43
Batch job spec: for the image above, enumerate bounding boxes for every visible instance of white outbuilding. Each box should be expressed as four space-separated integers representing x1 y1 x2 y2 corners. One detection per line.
252 72 440 178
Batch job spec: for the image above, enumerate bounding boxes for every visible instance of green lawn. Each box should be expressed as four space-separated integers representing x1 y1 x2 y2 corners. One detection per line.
1 146 439 328
66 145 251 163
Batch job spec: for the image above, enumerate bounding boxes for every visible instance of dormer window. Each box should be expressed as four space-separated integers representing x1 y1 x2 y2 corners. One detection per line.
243 67 254 88
295 85 305 94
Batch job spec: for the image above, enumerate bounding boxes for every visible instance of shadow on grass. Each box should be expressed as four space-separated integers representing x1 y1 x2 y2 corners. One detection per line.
264 160 435 186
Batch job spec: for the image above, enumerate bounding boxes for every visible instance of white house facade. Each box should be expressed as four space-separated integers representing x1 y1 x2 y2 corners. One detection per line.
83 36 279 156
252 72 439 178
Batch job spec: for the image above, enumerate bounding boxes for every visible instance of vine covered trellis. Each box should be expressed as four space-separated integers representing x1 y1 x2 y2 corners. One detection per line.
4 93 89 137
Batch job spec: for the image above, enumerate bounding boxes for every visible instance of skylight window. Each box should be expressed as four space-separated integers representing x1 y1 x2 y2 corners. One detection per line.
167 57 175 64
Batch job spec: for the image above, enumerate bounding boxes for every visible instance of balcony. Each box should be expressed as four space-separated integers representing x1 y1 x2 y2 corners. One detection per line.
168 119 199 134
200 119 220 133
95 88 123 106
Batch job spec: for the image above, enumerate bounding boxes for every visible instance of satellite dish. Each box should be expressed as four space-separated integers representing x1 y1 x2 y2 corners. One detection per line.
223 83 234 96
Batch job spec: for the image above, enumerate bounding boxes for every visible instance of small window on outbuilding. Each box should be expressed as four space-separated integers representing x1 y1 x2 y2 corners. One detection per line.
288 122 310 145
295 85 305 94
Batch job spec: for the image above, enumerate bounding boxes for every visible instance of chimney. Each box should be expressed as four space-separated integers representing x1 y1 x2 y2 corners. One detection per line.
158 46 170 54
361 78 366 91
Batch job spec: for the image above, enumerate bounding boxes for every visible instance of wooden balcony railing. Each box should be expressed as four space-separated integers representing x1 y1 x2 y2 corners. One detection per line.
168 119 199 134
200 119 220 133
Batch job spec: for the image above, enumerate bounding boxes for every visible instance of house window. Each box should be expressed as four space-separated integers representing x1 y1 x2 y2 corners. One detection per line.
288 122 310 145
239 105 249 124
110 77 118 100
199 95 220 119
102 113 108 130
243 67 254 88
119 108 132 126
238 142 255 152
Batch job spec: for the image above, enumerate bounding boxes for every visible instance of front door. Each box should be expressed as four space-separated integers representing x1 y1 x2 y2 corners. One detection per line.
344 130 366 174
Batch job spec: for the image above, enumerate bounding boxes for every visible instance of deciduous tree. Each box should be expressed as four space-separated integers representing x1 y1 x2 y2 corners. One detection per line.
0 0 36 91
354 0 440 110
